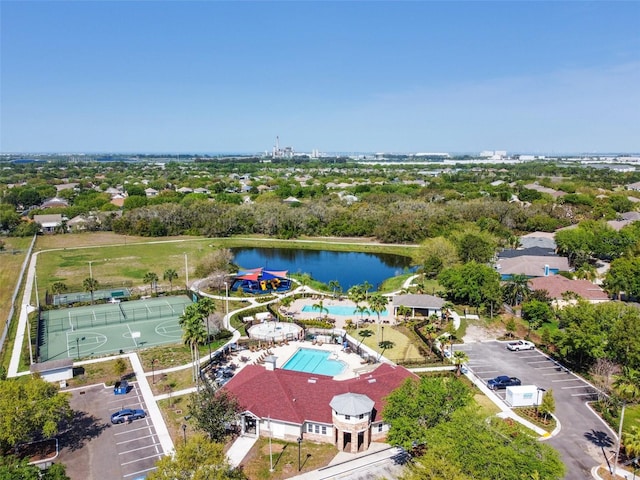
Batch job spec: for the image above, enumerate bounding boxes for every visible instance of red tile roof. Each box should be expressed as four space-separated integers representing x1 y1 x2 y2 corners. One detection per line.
223 363 417 424
528 276 609 301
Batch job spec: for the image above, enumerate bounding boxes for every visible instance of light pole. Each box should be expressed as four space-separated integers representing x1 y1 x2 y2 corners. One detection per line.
75 336 84 360
268 416 274 472
206 319 211 360
182 424 187 446
297 436 302 471
152 358 158 384
536 387 546 412
224 281 229 329
184 253 189 291
613 401 627 477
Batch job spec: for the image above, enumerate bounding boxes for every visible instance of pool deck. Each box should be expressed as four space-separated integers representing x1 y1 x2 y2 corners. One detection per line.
286 297 395 330
232 339 378 381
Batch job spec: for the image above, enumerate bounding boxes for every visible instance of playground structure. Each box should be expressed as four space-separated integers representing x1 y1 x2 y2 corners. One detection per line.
231 268 292 294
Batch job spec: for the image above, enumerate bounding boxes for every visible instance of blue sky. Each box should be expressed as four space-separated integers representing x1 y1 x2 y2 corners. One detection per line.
1 1 639 154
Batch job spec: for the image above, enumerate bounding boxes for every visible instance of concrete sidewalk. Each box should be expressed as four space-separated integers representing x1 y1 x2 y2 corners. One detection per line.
288 444 403 480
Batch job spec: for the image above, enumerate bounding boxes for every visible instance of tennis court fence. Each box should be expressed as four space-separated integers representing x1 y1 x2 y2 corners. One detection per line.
43 303 183 333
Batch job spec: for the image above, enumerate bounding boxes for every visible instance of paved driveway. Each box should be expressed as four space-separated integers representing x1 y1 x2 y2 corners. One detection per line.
454 341 615 480
58 383 163 480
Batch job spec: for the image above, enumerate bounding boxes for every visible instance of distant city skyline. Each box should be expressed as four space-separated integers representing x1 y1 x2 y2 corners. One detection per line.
1 1 639 154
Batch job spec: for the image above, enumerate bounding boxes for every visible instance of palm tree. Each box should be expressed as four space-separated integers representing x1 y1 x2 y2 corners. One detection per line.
51 282 68 295
502 274 530 307
612 367 640 476
179 304 208 382
143 271 159 295
362 281 373 300
328 280 341 299
397 305 412 323
378 340 395 361
83 277 99 304
368 293 388 340
196 297 217 345
163 268 178 292
356 329 374 354
299 273 312 297
312 298 329 319
423 323 437 357
347 285 365 305
452 350 469 377
623 426 640 459
355 305 370 329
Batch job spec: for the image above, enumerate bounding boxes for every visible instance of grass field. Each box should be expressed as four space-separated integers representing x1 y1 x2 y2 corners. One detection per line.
0 237 33 335
34 233 417 303
353 325 422 363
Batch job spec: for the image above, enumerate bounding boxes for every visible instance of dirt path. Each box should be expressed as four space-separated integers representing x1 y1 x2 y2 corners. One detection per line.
462 322 506 343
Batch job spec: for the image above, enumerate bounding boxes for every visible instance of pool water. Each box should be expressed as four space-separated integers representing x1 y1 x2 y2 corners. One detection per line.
302 305 388 316
282 348 346 376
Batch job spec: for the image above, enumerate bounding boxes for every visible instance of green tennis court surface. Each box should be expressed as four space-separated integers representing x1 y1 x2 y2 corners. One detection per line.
53 288 133 306
39 296 192 362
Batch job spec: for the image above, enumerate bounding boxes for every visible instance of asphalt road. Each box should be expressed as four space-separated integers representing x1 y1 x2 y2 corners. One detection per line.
455 341 615 480
57 382 163 480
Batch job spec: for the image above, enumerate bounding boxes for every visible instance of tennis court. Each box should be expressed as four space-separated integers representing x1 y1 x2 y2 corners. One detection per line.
53 287 132 306
39 296 192 362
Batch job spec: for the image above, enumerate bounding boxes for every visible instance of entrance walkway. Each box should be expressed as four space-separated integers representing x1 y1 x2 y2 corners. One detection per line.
227 434 259 467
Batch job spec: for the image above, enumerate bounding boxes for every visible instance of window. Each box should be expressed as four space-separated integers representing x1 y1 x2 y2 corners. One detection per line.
345 415 350 420
377 423 384 433
358 414 364 420
306 423 329 435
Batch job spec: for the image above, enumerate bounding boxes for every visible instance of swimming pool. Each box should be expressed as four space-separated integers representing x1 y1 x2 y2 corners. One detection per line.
282 348 346 376
302 305 389 316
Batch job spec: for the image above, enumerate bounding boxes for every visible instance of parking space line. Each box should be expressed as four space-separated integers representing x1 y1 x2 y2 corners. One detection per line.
534 366 563 370
543 372 570 376
561 385 593 389
113 424 153 436
119 444 160 456
526 360 554 364
572 392 597 396
116 434 158 445
552 379 583 383
121 453 164 466
123 467 157 478
518 355 541 358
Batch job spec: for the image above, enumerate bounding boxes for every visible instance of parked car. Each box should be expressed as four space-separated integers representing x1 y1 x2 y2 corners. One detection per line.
110 408 146 424
487 375 522 390
507 340 535 351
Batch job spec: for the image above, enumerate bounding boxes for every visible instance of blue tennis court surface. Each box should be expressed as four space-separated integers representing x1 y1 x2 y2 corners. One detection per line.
302 305 388 316
282 348 346 376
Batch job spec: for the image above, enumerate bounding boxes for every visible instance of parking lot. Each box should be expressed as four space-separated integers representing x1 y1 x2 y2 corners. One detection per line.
454 341 616 480
58 382 164 480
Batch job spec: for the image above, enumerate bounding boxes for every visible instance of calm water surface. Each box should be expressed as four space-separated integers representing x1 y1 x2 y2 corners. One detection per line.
231 247 413 290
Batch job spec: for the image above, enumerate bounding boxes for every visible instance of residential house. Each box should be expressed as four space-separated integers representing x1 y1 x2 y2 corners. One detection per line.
518 232 557 250
528 276 609 309
40 197 69 209
626 181 640 192
496 247 570 279
33 214 64 234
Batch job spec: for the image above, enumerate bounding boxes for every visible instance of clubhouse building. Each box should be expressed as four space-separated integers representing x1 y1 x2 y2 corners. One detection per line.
223 360 416 453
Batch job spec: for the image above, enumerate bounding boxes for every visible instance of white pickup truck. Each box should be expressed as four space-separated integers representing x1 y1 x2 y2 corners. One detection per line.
506 340 535 351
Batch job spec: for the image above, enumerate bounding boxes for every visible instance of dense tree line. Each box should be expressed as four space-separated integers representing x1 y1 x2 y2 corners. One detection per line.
2 159 639 243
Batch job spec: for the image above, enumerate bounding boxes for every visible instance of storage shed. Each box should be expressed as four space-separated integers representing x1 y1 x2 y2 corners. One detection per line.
505 385 541 407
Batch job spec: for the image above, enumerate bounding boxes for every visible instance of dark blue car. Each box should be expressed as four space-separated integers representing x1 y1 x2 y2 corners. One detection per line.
487 375 521 390
111 408 146 424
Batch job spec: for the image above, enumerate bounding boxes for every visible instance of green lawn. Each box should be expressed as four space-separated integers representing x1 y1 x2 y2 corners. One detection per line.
352 325 421 363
